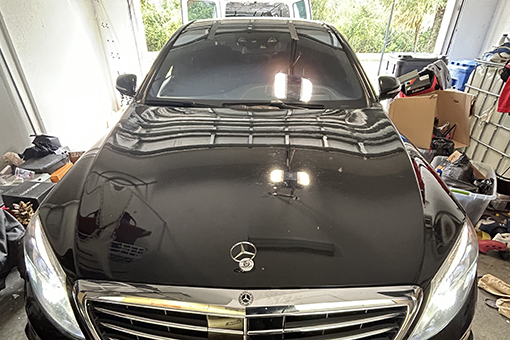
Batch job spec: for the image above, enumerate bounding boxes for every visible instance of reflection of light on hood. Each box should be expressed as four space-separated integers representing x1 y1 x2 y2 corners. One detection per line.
274 73 313 102
270 169 284 182
300 78 313 102
297 172 310 186
270 169 310 186
274 73 287 99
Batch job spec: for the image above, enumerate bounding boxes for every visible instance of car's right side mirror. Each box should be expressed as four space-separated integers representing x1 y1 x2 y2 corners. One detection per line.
116 74 137 97
378 76 400 101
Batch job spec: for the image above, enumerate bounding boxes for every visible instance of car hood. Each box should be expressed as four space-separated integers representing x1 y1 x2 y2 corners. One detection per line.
39 104 465 288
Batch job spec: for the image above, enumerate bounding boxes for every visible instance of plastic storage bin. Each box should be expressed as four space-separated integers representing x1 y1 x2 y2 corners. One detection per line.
430 156 497 223
449 60 476 91
384 53 448 77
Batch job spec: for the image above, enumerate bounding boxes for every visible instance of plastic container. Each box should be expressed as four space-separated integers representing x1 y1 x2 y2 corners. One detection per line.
491 193 510 211
384 53 448 78
449 60 476 91
430 156 497 223
497 174 510 195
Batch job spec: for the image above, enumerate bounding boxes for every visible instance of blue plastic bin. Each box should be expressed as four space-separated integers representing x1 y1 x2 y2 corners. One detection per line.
449 60 476 91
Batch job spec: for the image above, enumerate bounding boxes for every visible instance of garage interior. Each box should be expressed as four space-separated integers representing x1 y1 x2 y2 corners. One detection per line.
1 0 510 339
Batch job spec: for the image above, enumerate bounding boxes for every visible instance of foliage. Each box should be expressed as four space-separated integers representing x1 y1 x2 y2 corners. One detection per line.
140 0 182 51
188 1 216 21
140 0 448 54
380 0 447 51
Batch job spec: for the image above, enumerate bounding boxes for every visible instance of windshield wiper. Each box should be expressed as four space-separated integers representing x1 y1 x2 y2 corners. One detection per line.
222 101 324 111
145 99 218 108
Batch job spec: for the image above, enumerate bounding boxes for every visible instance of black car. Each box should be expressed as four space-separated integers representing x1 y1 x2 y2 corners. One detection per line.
22 18 477 340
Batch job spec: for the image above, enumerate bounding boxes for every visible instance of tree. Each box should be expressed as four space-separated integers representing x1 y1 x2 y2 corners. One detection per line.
338 1 388 53
140 0 182 51
310 0 332 23
381 0 445 52
188 1 216 21
139 0 447 54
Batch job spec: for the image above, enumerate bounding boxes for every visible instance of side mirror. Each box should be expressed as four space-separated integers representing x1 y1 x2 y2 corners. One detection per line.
116 74 137 97
378 76 400 100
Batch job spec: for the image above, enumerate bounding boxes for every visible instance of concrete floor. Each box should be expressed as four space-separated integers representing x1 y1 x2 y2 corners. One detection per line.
1 252 510 340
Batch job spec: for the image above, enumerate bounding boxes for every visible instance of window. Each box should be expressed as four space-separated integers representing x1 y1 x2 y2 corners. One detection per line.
294 0 307 19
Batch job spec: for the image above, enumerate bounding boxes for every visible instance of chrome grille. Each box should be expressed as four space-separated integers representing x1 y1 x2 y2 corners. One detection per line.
74 280 422 340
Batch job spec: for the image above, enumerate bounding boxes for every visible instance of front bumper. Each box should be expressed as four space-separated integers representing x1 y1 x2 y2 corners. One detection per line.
25 279 477 340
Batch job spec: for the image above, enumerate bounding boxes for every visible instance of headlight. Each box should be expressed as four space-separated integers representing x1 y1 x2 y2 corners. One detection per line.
409 220 478 339
24 214 85 339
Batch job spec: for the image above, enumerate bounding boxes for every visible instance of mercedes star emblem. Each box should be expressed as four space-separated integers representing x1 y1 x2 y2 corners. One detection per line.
230 241 257 272
239 292 254 306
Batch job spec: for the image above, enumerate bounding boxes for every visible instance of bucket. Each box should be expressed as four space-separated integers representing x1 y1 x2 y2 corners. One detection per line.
497 175 510 195
497 166 510 195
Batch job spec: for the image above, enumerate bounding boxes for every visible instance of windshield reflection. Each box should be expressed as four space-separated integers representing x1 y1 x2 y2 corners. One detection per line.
107 105 402 157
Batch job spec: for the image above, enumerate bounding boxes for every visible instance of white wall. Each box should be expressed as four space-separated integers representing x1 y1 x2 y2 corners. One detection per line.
447 0 500 61
0 0 147 151
483 0 510 53
0 57 33 157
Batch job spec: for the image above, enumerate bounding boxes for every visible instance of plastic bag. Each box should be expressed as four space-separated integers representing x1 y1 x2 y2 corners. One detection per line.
430 137 455 156
22 135 61 160
441 153 475 185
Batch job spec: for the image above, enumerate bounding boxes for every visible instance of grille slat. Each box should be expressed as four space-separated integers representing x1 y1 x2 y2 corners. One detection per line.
247 311 403 335
280 325 397 340
76 281 421 340
100 322 180 340
95 307 241 334
90 302 406 340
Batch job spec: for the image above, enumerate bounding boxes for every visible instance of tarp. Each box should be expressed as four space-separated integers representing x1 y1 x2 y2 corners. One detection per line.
0 210 24 289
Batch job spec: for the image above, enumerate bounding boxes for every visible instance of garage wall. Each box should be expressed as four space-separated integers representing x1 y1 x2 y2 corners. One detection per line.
0 56 33 157
483 0 510 54
0 0 147 151
445 0 500 61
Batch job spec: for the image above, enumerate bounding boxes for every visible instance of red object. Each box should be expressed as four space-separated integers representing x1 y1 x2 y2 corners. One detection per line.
498 79 510 113
478 239 507 254
397 71 441 98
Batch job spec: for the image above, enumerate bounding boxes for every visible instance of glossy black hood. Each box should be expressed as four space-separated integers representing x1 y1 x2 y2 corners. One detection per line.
39 104 465 289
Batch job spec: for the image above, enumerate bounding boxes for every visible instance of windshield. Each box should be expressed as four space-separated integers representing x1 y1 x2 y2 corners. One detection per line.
146 22 366 108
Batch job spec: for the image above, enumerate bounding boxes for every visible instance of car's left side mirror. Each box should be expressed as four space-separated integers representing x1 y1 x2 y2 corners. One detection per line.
116 74 137 97
378 76 400 100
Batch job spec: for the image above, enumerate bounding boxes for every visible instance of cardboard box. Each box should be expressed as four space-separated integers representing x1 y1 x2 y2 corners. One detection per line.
389 89 475 149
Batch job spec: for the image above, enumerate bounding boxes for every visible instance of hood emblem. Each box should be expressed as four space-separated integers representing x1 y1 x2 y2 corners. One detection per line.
230 241 257 272
239 292 254 306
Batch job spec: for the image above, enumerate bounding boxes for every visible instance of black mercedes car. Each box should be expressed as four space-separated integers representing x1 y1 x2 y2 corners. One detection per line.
22 18 477 340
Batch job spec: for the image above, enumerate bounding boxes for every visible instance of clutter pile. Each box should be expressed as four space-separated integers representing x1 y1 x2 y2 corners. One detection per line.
386 52 510 259
0 134 84 291
479 274 510 319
